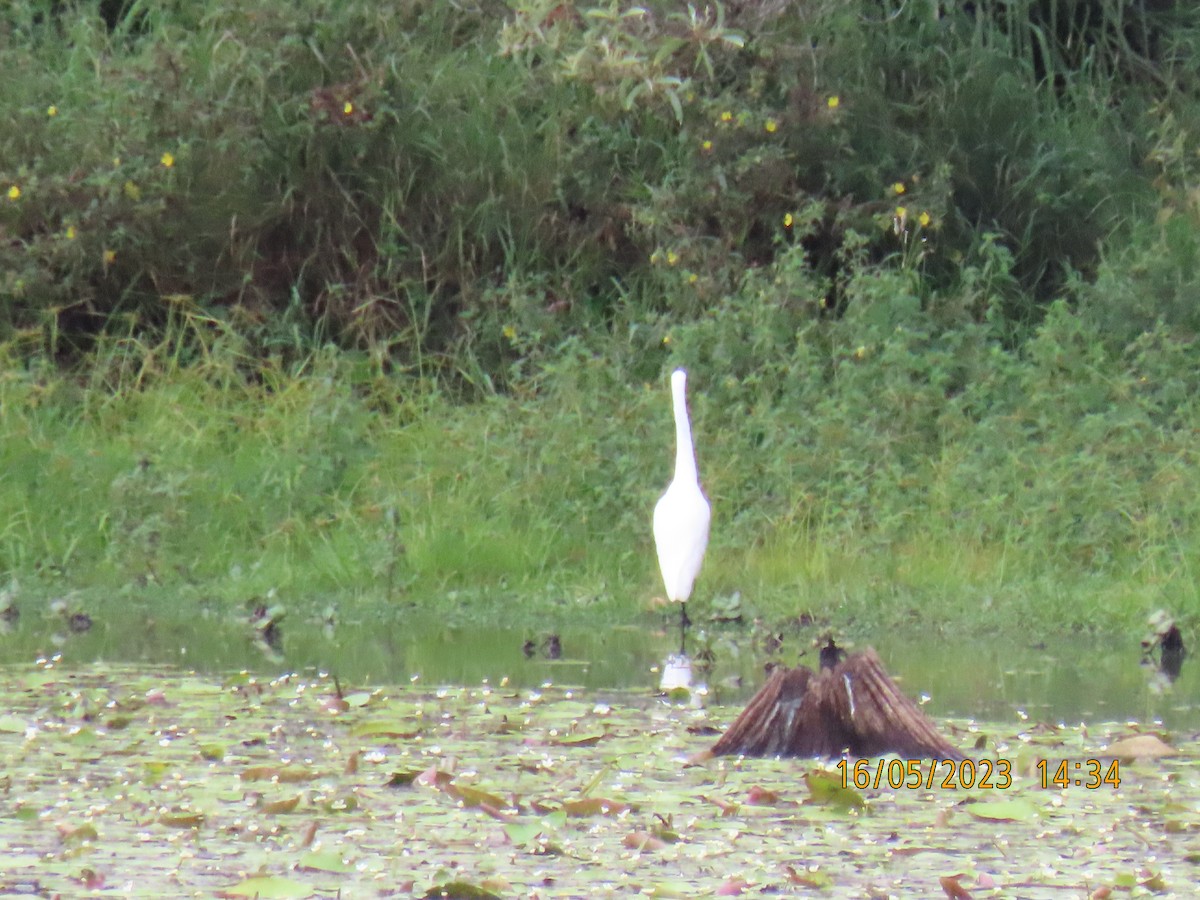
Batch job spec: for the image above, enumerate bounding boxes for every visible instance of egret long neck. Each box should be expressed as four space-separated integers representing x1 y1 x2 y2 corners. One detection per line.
672 377 699 484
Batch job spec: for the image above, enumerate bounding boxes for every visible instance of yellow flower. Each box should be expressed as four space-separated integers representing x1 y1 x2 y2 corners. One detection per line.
765 118 778 133
113 156 121 167
502 324 517 341
918 210 932 228
892 182 906 195
160 151 175 168
720 110 733 123
47 105 58 117
123 180 141 201
7 185 19 201
65 225 77 240
687 272 698 284
666 251 679 266
103 249 117 264
662 334 672 346
854 345 866 360
783 212 794 228
701 139 713 151
895 206 907 219
827 95 840 109
343 101 354 116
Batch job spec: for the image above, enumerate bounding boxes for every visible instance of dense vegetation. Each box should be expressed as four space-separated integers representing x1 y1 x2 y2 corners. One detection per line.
3 0 1200 639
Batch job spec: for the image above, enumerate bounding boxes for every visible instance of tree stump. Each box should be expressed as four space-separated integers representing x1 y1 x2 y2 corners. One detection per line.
710 648 963 760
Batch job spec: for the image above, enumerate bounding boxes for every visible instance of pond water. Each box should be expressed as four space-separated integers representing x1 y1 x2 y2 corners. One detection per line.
1 608 1195 729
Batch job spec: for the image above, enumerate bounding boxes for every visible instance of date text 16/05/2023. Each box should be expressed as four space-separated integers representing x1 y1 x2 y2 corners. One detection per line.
836 758 1122 791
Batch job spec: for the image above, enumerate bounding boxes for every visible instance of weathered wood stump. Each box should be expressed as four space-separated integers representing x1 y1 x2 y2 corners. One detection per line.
711 648 964 760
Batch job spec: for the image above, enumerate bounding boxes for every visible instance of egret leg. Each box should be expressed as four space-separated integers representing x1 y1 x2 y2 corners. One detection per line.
679 602 690 654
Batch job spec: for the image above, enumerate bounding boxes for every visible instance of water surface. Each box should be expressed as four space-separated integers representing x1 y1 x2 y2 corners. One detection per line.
2 609 1195 729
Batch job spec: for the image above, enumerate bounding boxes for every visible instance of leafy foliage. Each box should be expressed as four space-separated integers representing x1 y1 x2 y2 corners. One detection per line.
3 0 1196 368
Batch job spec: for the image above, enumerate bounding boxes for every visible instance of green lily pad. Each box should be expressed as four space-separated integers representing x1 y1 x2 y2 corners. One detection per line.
221 875 314 898
805 770 866 809
964 798 1040 821
298 850 355 873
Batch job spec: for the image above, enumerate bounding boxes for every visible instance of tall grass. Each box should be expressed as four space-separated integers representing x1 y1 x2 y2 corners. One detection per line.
4 278 1200 636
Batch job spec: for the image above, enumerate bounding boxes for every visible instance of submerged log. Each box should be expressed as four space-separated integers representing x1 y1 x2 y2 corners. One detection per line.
711 648 964 760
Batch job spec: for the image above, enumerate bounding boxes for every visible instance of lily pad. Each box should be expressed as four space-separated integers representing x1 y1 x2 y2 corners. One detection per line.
964 798 1039 822
298 850 355 873
1106 734 1179 760
805 770 866 809
219 875 314 899
422 881 503 900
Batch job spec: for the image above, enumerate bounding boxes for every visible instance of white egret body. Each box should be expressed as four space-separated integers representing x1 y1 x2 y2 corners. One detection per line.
653 368 711 644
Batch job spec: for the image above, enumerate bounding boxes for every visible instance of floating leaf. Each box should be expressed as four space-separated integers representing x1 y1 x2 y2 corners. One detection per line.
421 880 502 900
261 794 302 814
57 823 98 845
715 876 751 895
549 733 606 747
562 797 631 817
321 792 359 813
158 811 205 828
276 766 317 783
241 765 315 783
143 761 171 782
241 766 281 782
638 881 694 898
939 874 973 898
298 850 354 873
623 830 668 851
218 875 314 898
964 798 1039 822
504 821 544 846
446 783 507 809
299 820 318 848
784 866 833 888
415 767 455 789
1139 871 1169 891
387 769 423 787
805 771 866 809
1105 735 1178 760
350 718 422 738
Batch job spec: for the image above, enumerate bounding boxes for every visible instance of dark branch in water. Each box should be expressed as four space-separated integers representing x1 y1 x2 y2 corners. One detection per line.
711 648 963 760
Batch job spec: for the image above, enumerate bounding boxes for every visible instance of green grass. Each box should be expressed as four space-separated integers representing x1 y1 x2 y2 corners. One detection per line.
3 299 1200 640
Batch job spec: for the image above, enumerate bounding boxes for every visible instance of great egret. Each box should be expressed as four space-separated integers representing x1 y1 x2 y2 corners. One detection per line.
653 368 711 649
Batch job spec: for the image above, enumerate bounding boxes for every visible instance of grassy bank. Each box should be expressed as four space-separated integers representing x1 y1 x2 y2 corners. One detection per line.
3 0 1200 640
3 291 1199 639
